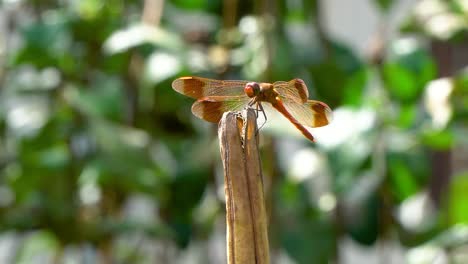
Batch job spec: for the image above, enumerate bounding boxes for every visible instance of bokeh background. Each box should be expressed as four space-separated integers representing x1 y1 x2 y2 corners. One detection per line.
1 0 468 263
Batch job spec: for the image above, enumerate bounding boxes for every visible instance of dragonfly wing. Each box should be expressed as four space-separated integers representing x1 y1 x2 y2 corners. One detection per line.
282 99 333 128
172 76 249 99
191 96 250 123
273 79 309 104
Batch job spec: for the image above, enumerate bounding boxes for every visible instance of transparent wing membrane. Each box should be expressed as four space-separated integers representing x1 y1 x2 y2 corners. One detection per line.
191 96 250 123
172 76 249 99
281 99 333 128
273 79 309 104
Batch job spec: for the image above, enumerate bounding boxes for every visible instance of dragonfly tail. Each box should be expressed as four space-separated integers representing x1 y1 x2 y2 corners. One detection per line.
271 98 315 142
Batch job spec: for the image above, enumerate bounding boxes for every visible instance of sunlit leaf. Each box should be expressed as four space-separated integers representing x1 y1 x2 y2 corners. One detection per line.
447 172 468 225
16 231 59 263
145 52 182 84
383 63 418 102
103 24 185 54
397 103 418 128
421 129 454 150
403 0 468 40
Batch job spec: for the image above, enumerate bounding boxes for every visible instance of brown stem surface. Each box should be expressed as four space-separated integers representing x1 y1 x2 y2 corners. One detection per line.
218 109 270 264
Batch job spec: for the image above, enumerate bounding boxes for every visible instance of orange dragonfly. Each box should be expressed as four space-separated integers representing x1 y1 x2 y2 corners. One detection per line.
171 76 332 142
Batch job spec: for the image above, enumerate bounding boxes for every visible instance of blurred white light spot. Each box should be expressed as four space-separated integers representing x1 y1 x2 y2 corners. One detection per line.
187 48 209 72
230 47 249 65
424 78 453 129
79 183 101 205
79 166 101 205
424 13 465 40
392 37 419 56
169 10 218 35
289 149 323 182
312 107 376 149
318 193 336 212
239 16 259 35
61 246 81 264
145 52 181 84
120 128 150 148
150 143 177 176
414 0 466 39
6 98 49 137
407 245 447 264
104 24 149 53
39 68 61 89
447 225 468 243
397 192 436 233
0 232 18 264
104 24 182 54
414 0 447 20
208 45 229 70
16 66 36 88
123 195 156 224
14 66 60 91
3 0 22 4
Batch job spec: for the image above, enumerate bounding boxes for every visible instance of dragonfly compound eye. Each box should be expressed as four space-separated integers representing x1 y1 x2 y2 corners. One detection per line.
244 82 260 98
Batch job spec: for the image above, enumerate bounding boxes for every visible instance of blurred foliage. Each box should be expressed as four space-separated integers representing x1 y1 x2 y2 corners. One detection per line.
0 0 467 263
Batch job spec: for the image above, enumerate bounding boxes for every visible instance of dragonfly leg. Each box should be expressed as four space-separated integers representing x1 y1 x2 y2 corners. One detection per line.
248 98 257 108
257 102 267 130
247 98 260 118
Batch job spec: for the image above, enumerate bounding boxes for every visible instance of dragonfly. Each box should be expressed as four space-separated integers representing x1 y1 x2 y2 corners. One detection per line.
171 76 332 142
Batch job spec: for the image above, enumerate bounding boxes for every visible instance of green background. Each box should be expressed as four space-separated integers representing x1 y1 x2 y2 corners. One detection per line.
0 0 467 263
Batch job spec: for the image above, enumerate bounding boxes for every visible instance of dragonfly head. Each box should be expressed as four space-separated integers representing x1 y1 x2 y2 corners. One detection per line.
244 82 260 98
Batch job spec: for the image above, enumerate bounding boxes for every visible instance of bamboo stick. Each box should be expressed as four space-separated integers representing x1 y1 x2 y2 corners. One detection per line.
218 108 270 264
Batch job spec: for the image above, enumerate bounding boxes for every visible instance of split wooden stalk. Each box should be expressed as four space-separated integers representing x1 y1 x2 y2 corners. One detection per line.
218 108 270 264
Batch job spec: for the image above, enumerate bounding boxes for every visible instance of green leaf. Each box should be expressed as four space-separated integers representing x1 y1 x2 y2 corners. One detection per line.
397 49 436 88
347 192 380 245
383 63 418 102
12 13 73 69
343 67 368 106
309 41 363 106
173 0 211 10
397 103 417 128
384 46 436 103
103 24 185 54
275 180 334 264
374 0 394 12
388 158 420 201
64 76 126 121
447 172 468 225
452 73 468 124
281 217 335 264
421 129 454 150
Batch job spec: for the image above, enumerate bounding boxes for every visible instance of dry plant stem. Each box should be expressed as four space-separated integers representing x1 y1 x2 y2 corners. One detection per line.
218 109 270 264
